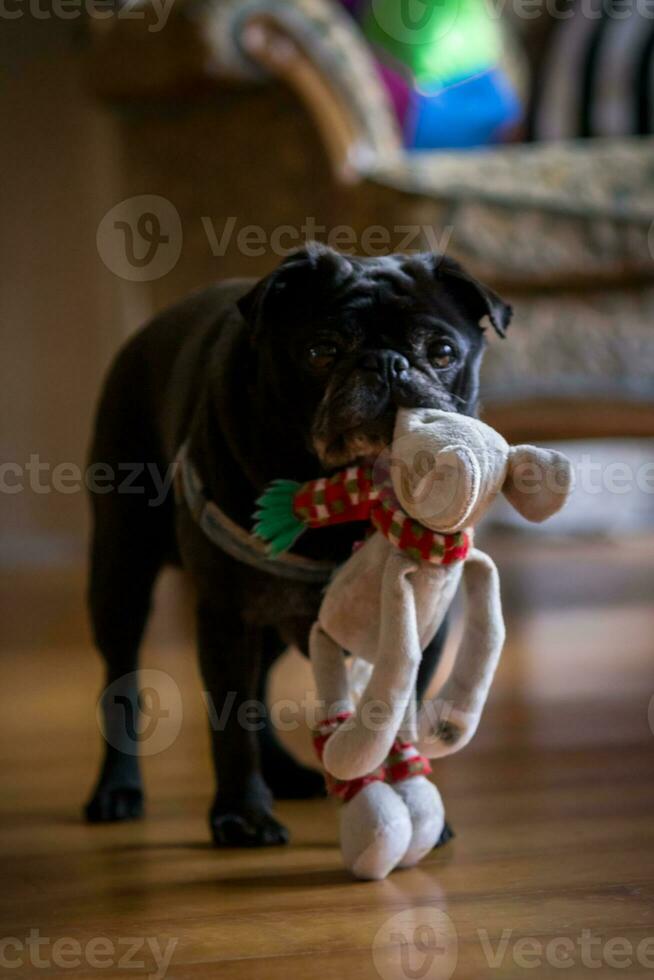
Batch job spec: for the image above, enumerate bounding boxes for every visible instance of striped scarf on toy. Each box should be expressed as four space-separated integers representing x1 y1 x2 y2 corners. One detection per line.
254 465 470 564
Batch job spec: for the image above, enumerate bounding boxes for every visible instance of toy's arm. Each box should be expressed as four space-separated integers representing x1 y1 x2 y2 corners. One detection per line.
309 622 354 722
317 552 422 781
418 548 505 758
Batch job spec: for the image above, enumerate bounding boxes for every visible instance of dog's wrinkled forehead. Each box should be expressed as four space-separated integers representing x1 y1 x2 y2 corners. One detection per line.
237 243 512 342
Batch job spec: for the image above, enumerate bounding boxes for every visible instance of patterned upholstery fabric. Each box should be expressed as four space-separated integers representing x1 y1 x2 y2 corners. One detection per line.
481 286 654 404
368 137 654 282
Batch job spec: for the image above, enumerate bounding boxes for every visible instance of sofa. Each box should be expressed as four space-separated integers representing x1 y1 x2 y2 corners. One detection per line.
87 0 654 442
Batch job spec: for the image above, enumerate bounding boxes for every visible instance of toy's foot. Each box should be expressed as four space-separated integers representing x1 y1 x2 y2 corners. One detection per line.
435 820 455 848
85 785 144 823
340 781 412 880
261 741 326 799
210 805 290 847
393 776 444 868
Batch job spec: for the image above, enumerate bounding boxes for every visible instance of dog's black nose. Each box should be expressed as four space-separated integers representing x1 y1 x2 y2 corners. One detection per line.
360 350 410 379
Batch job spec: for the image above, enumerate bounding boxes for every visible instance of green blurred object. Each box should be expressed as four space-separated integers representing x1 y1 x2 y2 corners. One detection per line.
363 0 502 89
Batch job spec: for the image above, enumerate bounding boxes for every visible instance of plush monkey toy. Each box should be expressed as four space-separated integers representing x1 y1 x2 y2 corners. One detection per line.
255 408 572 879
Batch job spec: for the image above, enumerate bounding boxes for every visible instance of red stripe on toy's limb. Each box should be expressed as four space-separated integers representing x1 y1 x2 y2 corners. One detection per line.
313 713 386 802
325 769 387 803
385 738 432 783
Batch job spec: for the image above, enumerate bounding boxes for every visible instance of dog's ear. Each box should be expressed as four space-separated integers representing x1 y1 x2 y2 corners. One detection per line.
237 243 355 341
428 254 512 338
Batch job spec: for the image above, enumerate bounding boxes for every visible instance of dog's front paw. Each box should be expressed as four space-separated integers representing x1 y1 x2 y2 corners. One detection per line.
435 819 455 848
210 805 290 847
85 785 144 823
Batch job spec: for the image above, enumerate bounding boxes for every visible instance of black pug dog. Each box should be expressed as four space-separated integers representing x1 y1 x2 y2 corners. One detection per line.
85 243 511 846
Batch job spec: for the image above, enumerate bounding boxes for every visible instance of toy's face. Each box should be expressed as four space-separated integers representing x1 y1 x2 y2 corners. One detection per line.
389 409 573 531
389 409 510 532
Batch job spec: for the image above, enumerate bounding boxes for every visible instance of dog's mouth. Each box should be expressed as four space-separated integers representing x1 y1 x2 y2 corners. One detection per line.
310 369 461 470
312 413 396 469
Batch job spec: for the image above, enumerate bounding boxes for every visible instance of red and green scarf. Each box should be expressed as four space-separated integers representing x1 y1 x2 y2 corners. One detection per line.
253 464 470 564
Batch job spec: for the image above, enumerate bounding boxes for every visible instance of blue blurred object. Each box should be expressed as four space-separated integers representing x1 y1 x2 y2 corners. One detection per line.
408 69 523 150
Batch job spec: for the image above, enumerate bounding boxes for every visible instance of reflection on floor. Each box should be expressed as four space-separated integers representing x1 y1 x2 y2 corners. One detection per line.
1 532 653 978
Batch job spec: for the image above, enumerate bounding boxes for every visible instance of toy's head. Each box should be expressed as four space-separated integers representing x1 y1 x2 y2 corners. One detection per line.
389 408 572 532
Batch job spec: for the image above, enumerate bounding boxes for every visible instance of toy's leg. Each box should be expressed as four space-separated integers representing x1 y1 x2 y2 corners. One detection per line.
418 549 505 758
313 712 412 881
385 703 445 868
309 636 411 881
340 782 412 881
320 553 422 781
394 777 444 867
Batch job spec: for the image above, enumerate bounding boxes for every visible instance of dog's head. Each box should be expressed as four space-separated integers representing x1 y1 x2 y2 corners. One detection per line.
238 243 511 469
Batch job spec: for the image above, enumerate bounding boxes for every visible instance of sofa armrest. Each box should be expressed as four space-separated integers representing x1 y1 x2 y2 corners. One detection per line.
87 0 401 183
239 15 360 183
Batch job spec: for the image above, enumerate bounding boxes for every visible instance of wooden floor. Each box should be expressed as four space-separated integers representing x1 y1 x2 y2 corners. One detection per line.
1 534 654 979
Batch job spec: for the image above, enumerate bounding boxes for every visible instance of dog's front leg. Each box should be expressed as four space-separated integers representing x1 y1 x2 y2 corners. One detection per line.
322 552 422 781
196 599 289 847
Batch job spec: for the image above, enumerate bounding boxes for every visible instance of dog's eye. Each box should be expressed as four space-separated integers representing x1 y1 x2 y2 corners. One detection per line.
307 344 338 370
429 340 457 369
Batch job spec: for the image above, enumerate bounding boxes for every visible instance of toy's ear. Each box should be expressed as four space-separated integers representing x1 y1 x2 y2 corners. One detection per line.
502 446 572 523
237 242 354 342
430 254 512 338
